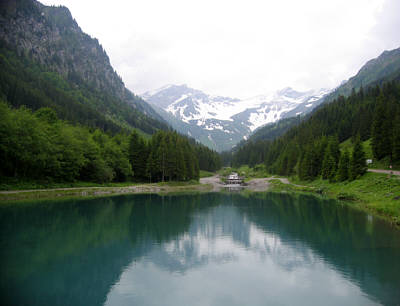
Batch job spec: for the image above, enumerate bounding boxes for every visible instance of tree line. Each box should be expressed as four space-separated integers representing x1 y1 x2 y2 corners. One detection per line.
232 80 400 181
0 102 221 184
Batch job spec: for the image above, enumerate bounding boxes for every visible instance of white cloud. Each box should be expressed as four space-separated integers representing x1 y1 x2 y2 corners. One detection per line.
41 0 399 98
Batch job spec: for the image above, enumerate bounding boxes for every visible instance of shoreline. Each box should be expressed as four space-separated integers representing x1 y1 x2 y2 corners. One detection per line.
0 182 213 203
0 175 275 202
2 174 399 230
266 174 400 228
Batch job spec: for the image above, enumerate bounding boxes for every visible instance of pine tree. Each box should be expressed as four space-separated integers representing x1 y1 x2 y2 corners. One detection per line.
371 93 392 160
175 139 186 181
157 135 167 182
146 149 156 183
298 146 319 181
336 150 350 182
321 137 340 181
165 133 176 181
321 150 336 180
128 131 148 181
392 115 400 164
350 137 367 180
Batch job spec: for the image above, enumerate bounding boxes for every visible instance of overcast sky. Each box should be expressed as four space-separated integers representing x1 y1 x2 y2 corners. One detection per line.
41 0 400 98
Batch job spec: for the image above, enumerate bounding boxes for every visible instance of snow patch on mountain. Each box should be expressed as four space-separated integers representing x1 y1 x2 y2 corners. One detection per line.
142 84 330 151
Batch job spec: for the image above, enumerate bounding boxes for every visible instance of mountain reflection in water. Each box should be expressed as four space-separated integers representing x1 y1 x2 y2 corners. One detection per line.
0 193 399 306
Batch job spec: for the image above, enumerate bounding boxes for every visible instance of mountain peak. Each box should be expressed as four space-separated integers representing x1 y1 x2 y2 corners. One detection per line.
143 84 330 151
277 86 294 94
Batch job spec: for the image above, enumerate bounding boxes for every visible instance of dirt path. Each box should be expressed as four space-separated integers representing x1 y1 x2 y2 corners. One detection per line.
368 169 400 176
199 175 225 191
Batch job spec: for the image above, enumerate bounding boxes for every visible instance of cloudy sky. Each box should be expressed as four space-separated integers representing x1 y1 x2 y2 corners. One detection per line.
41 0 400 98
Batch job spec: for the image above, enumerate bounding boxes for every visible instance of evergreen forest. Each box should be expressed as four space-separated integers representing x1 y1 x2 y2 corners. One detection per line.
0 101 221 185
232 81 400 181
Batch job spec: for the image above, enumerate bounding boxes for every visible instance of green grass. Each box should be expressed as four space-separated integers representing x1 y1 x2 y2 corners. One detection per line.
0 180 211 203
200 170 215 178
340 138 373 158
340 138 399 170
233 164 269 181
217 164 270 183
270 172 400 225
156 180 200 186
0 178 144 191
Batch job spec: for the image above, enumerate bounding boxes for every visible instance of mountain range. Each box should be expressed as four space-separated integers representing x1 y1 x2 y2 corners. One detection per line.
143 85 330 151
2 0 400 155
0 0 167 135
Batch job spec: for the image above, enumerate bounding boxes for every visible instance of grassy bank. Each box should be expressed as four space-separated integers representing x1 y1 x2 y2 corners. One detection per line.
199 170 215 178
0 180 212 203
268 172 400 225
0 178 144 191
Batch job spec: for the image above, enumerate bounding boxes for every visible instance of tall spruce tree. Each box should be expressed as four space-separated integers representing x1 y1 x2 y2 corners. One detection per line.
128 131 148 181
157 135 168 182
392 115 400 164
371 93 392 160
321 136 340 181
350 137 367 180
321 151 336 180
336 150 350 182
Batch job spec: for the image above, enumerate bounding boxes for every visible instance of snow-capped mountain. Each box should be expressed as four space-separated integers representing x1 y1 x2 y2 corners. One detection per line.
142 85 330 151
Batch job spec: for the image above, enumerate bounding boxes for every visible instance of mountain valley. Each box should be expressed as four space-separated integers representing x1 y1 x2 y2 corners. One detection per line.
143 85 330 151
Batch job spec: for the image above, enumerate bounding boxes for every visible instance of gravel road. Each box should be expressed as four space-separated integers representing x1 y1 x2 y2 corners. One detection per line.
368 169 400 176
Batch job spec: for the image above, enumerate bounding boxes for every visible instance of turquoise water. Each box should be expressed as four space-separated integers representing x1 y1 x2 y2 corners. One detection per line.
1 193 399 305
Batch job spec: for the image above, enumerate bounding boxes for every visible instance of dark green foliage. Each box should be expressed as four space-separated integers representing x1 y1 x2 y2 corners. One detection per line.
336 150 350 182
371 93 392 160
321 136 340 181
128 131 148 181
350 137 367 180
239 116 302 145
298 144 320 181
196 145 222 172
0 48 167 135
0 0 168 135
144 131 202 182
232 80 400 181
393 116 400 163
0 102 220 184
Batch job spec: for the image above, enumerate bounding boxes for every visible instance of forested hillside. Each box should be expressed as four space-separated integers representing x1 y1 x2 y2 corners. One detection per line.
0 0 167 134
0 102 221 185
234 47 400 154
0 0 222 186
232 81 400 181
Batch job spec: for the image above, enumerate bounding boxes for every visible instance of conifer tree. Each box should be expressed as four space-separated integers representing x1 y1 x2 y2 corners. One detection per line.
321 150 336 180
128 131 148 181
350 137 367 180
371 93 392 160
321 136 340 181
175 139 186 181
157 135 168 182
146 148 156 183
336 150 350 182
392 115 400 164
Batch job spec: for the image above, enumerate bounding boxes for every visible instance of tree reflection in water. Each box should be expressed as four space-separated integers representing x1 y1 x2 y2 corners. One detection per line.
0 192 399 306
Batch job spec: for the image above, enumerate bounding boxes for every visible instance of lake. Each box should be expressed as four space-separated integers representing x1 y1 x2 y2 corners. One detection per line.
1 192 400 306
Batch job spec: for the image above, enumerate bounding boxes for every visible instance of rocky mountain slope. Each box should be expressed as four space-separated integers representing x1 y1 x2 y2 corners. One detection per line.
323 47 400 103
237 46 400 149
0 0 167 134
143 85 329 151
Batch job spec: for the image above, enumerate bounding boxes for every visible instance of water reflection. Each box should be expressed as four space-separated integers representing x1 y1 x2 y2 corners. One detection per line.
0 193 399 306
